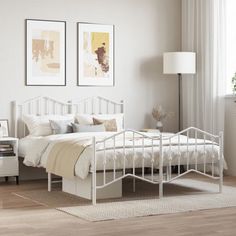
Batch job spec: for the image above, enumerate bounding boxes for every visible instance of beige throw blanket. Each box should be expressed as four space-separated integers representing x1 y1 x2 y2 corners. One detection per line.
46 138 91 179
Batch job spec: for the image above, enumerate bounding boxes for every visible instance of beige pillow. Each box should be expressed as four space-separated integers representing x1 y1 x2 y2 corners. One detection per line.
75 113 124 131
93 118 117 132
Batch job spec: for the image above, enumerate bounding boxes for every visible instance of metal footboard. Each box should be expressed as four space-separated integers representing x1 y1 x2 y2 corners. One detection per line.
91 127 224 205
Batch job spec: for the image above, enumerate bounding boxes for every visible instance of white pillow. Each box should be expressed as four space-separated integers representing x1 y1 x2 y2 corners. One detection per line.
23 114 74 136
75 113 124 131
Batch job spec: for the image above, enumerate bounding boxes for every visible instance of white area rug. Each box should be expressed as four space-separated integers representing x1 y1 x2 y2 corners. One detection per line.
58 179 236 221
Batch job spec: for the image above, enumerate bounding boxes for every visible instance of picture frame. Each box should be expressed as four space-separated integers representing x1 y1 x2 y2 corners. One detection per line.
25 19 66 86
0 120 9 137
77 22 114 86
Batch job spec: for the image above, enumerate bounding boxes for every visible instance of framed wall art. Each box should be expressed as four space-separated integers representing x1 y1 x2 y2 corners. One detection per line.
0 120 9 137
77 23 114 86
25 19 66 86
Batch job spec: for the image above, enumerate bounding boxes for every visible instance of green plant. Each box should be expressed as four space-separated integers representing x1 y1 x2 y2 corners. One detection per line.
232 73 236 94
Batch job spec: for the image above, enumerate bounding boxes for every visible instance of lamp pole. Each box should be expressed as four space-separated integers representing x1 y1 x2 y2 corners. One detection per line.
178 73 182 132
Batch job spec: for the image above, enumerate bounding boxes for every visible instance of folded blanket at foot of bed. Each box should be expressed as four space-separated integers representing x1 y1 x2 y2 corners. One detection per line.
46 138 91 179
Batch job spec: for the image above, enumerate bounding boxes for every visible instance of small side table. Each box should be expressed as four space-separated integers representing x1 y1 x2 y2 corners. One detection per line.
0 137 19 185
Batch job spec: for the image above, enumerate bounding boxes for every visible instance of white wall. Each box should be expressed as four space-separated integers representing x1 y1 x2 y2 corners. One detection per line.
0 0 181 134
224 97 236 176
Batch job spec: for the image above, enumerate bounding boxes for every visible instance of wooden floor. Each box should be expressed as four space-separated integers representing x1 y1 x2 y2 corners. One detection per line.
1 177 236 236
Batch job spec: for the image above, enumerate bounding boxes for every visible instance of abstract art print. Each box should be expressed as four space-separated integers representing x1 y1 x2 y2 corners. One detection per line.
26 19 66 86
77 23 114 86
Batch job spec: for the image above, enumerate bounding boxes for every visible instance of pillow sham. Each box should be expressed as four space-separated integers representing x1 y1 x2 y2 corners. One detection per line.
50 119 73 134
23 114 74 136
75 113 124 131
93 118 117 132
72 123 106 133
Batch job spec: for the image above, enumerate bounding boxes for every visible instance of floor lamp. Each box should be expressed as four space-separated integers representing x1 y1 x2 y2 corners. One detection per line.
163 52 196 131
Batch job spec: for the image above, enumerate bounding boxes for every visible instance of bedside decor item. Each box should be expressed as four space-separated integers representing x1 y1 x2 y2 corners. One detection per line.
152 105 171 132
0 120 9 137
163 52 196 131
26 19 66 86
77 23 114 86
232 73 236 94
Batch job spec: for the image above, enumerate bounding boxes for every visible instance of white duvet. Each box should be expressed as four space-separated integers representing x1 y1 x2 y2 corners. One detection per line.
19 132 223 179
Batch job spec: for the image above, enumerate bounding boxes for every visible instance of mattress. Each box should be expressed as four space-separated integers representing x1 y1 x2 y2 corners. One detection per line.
19 131 222 180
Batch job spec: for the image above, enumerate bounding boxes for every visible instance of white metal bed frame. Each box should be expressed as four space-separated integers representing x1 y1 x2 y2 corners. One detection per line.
13 96 223 205
13 96 124 190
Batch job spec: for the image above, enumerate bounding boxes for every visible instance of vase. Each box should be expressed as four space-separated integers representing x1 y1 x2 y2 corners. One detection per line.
156 121 163 132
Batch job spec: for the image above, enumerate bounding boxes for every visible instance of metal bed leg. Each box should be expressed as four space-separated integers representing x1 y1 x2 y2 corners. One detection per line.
48 173 51 192
133 178 136 192
159 133 163 198
92 171 97 205
219 131 224 193
92 137 97 205
159 183 163 198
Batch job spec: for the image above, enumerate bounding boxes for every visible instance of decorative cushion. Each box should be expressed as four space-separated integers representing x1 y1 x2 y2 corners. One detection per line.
93 118 117 132
72 123 106 133
75 113 124 131
22 114 74 136
50 120 73 134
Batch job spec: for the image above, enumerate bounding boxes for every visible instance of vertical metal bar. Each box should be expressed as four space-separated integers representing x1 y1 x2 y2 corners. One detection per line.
219 132 224 193
37 99 41 115
106 101 109 113
195 130 197 170
187 130 189 171
63 105 67 115
48 173 51 192
91 98 94 114
113 137 116 180
99 98 102 114
159 133 163 198
133 132 135 192
212 137 215 177
203 134 206 174
151 139 154 182
142 136 145 179
121 100 125 128
92 137 96 205
123 132 126 175
103 141 106 185
46 98 49 114
169 139 172 180
53 102 56 114
29 101 33 114
178 134 180 175
13 101 18 138
84 101 87 113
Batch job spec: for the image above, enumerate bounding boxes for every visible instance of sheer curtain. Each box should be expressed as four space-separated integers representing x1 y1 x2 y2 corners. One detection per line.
182 0 226 135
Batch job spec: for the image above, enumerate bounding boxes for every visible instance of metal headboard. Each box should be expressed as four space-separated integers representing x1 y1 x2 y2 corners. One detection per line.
13 96 72 138
70 96 125 128
13 96 124 138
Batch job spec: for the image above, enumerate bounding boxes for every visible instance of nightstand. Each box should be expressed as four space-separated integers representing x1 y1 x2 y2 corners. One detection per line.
0 137 19 184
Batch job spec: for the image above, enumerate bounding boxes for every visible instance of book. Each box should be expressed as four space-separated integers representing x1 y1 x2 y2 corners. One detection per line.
0 147 13 152
0 152 15 157
0 144 11 148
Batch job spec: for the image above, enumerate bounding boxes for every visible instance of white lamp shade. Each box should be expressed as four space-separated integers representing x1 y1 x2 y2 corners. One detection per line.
163 52 196 74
